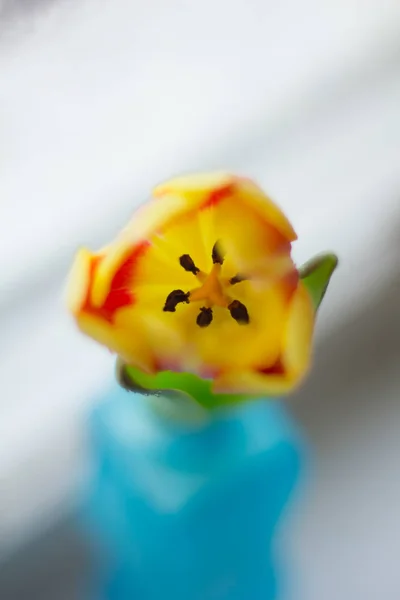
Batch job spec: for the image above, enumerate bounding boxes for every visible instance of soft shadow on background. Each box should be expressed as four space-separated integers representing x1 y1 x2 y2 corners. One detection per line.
0 1 400 598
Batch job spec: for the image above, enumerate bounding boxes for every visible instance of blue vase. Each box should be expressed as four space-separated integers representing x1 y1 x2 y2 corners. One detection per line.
82 384 303 600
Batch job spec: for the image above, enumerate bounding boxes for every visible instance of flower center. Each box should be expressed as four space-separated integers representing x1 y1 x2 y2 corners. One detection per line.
163 242 250 327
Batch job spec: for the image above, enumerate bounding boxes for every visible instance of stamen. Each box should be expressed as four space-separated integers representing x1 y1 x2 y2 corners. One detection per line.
212 241 225 265
196 307 213 328
229 273 246 285
228 300 250 324
163 289 190 312
179 254 200 275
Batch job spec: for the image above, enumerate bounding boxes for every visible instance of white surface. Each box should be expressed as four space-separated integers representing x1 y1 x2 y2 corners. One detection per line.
289 361 400 600
0 0 400 596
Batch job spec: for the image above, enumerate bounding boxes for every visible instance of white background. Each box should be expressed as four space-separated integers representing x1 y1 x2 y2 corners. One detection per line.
0 1 400 598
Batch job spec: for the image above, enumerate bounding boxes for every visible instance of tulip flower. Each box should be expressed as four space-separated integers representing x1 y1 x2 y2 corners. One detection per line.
67 172 337 408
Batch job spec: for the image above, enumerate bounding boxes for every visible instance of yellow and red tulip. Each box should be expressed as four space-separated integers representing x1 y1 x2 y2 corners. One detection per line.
67 172 337 407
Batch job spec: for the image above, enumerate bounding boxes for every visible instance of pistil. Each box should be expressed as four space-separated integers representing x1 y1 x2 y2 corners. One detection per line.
164 242 250 326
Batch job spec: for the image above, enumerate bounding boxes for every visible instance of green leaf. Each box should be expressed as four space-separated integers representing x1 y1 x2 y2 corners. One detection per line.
116 358 247 414
299 252 338 310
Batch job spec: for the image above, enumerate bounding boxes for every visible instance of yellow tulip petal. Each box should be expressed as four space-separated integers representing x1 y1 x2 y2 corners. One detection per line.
133 245 191 288
233 177 297 242
91 194 188 307
153 171 234 205
156 171 297 255
212 282 314 397
138 308 203 374
66 247 93 314
77 313 155 374
92 175 233 308
191 279 289 372
90 172 294 307
88 240 149 320
114 287 200 374
212 369 295 396
282 281 314 378
212 195 292 275
155 172 234 262
156 211 209 273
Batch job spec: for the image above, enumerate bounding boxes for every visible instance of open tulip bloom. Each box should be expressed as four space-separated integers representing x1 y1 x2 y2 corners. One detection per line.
67 173 337 412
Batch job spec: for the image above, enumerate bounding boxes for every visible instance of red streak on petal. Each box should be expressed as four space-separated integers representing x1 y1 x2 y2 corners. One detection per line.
258 359 285 376
101 288 133 319
282 267 299 300
110 240 149 294
83 241 150 323
200 183 235 210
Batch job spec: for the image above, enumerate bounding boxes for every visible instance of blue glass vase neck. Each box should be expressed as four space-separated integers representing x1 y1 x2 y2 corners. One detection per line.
85 386 303 600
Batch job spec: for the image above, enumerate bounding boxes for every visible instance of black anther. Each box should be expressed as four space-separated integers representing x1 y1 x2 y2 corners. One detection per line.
179 254 200 275
196 307 213 327
163 290 190 312
212 241 225 265
228 300 250 324
229 274 246 285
